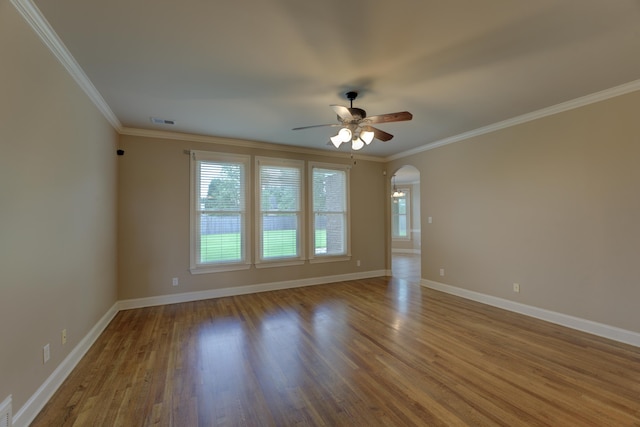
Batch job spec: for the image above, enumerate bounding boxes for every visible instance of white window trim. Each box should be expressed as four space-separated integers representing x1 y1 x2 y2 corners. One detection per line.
189 150 252 274
255 156 305 267
392 186 411 241
308 161 351 264
309 255 351 264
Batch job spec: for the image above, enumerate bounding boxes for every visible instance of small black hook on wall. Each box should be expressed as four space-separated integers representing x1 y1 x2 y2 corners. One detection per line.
117 149 125 156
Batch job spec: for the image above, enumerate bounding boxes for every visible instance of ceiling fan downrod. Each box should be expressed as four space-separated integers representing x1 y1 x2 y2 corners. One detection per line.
346 91 358 108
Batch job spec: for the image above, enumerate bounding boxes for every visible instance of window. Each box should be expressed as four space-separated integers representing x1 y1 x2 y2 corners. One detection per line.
190 151 250 273
191 151 350 273
310 163 350 262
392 188 410 239
256 157 304 266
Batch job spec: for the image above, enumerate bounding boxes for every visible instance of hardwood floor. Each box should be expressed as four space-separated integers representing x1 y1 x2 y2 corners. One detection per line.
32 276 640 426
392 253 421 283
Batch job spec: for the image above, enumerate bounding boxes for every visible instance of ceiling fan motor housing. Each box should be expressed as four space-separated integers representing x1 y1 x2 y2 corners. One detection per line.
338 107 366 122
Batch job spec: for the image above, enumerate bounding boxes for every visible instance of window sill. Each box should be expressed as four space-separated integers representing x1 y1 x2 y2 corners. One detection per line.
308 255 351 264
190 263 252 274
254 260 305 269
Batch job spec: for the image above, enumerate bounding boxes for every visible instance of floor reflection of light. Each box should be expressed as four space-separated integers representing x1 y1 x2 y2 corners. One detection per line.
388 279 422 333
311 302 351 378
198 318 247 389
312 303 345 346
396 282 409 314
258 310 301 384
392 317 404 331
387 279 410 316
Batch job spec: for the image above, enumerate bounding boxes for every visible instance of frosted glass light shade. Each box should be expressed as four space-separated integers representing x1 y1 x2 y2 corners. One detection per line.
351 138 365 150
330 134 343 148
338 127 352 142
360 130 374 144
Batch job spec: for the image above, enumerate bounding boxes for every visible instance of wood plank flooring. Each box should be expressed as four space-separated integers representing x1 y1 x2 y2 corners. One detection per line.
32 274 640 426
391 253 421 283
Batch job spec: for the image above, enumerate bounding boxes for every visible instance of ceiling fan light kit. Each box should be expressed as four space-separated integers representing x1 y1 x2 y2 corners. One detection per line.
392 174 405 198
293 91 413 151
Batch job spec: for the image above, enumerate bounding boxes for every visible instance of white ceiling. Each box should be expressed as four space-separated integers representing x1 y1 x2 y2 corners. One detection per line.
30 0 640 158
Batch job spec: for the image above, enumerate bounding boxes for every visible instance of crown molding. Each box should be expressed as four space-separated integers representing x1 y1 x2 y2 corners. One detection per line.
10 0 122 131
119 127 386 162
387 78 640 162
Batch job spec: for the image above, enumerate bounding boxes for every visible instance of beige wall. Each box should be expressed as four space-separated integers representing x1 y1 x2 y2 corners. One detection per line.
117 135 387 300
0 1 118 413
389 90 640 333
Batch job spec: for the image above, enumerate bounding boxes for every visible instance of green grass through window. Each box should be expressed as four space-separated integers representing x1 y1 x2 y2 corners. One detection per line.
200 230 327 263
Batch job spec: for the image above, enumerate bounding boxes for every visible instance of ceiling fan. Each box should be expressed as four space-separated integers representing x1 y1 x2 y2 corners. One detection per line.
292 91 413 151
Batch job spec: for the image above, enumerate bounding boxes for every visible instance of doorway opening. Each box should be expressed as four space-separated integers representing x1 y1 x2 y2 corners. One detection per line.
390 165 421 283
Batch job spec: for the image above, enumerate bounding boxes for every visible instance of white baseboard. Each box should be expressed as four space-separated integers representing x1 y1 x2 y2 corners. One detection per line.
12 303 119 427
422 279 640 348
119 269 388 310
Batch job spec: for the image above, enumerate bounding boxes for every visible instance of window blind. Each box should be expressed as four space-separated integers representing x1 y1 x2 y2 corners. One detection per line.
257 158 303 262
191 151 250 271
312 167 347 256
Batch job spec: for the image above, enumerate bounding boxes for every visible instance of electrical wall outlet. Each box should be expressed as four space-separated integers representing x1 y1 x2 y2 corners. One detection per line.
172 277 179 286
439 268 445 277
43 344 50 363
356 260 361 267
62 329 67 345
513 283 520 293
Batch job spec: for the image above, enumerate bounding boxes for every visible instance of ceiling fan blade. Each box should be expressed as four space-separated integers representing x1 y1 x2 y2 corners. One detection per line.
365 111 413 124
330 105 354 121
371 126 394 142
292 123 341 130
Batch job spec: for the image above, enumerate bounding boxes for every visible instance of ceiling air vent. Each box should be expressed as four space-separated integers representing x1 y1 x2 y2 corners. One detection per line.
150 117 175 125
